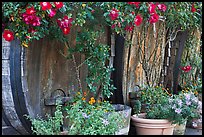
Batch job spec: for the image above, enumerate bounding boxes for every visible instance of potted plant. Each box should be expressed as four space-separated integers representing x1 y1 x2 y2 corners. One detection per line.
170 90 201 134
131 84 201 135
131 85 176 135
25 92 132 135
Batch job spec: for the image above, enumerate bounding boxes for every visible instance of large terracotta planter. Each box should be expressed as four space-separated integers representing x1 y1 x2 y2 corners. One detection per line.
131 113 176 135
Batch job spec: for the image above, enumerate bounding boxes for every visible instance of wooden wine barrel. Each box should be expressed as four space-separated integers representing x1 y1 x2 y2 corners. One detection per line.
2 37 81 135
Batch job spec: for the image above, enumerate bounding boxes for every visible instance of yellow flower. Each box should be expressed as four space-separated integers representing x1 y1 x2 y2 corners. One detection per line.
97 100 101 103
89 97 95 105
82 4 86 8
22 42 28 48
77 92 81 95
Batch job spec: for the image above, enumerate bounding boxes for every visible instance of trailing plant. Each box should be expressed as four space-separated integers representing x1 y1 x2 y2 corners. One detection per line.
24 100 63 135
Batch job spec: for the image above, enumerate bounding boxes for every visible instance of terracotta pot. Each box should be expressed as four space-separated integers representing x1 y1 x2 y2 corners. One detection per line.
131 113 176 135
173 120 187 135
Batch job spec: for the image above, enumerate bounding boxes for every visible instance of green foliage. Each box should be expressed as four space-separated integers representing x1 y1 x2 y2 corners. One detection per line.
65 100 123 135
180 31 202 94
24 101 63 135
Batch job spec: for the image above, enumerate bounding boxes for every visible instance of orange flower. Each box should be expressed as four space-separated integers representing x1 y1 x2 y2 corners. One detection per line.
194 91 198 95
183 81 186 85
82 97 86 101
98 100 101 103
83 91 87 96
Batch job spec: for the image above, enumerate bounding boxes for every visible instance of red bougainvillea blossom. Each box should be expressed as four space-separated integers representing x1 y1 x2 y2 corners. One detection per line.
181 65 192 72
127 2 140 8
40 2 52 11
3 30 14 42
109 9 119 20
54 2 64 9
28 27 37 33
22 11 41 26
111 24 116 29
62 27 70 35
134 15 143 26
26 6 36 14
191 3 196 13
149 3 157 14
48 9 57 18
57 15 73 35
149 13 159 24
157 4 167 12
124 23 134 32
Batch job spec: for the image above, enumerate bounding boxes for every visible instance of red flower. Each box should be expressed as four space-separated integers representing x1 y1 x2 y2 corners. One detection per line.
127 2 140 8
22 12 41 26
57 16 73 29
131 11 135 15
111 24 116 29
109 9 119 20
26 6 36 14
40 2 52 11
157 4 167 12
191 4 196 13
181 65 192 72
148 3 157 14
3 30 14 42
124 23 134 32
62 27 70 35
149 13 159 24
28 27 37 33
54 2 63 9
134 15 143 26
48 9 56 18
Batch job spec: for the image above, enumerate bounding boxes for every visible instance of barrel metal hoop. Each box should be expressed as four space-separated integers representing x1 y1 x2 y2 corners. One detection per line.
10 39 32 134
2 108 12 126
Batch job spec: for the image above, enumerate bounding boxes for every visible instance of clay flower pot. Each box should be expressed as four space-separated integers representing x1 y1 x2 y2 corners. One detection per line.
131 113 176 135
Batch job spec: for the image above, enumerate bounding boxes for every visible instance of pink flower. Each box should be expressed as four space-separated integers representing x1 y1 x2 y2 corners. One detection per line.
48 9 57 18
3 30 14 42
109 8 119 20
40 2 52 11
54 2 63 9
149 13 159 24
134 15 143 26
191 3 196 13
175 108 182 114
157 4 167 12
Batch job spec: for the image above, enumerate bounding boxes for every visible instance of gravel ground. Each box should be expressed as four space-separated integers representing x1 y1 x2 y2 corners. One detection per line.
184 128 202 135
